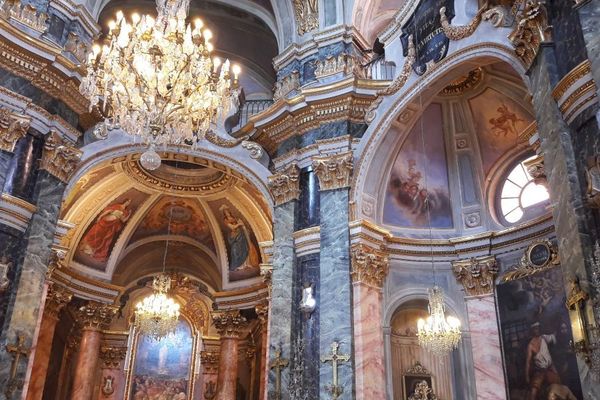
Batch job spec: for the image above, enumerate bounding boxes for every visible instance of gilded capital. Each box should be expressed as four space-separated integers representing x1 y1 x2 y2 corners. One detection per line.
201 351 220 374
452 255 499 296
0 108 30 153
508 0 551 69
99 346 127 368
312 151 353 191
44 283 73 319
76 301 118 330
211 310 248 339
255 302 269 326
268 164 300 206
40 132 82 183
350 244 389 288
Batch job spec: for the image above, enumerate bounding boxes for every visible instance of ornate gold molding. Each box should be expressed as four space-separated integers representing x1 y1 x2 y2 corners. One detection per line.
0 107 30 153
75 301 118 331
99 346 127 369
314 54 358 79
501 239 559 282
552 60 592 101
508 0 552 69
312 151 353 191
255 302 268 326
0 0 47 32
350 244 389 288
201 351 220 374
452 255 498 296
274 71 301 101
440 5 486 40
268 164 300 206
440 68 484 96
40 132 82 183
293 0 318 35
44 282 73 319
211 310 248 339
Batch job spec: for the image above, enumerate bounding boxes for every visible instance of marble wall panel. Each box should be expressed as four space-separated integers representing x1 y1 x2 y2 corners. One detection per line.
0 151 12 191
2 134 43 202
577 0 600 104
547 0 589 78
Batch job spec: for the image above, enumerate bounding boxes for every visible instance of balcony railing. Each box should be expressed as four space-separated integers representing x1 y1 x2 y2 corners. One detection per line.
228 99 274 133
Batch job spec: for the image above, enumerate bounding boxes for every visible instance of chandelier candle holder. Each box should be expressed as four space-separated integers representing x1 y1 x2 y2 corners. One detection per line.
80 0 241 170
417 286 462 356
134 274 181 340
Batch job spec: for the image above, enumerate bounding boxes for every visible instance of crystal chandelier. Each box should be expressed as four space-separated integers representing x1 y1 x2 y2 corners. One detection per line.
417 286 462 356
135 274 180 340
80 0 241 170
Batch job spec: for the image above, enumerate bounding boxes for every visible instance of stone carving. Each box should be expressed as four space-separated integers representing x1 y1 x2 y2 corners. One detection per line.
241 140 264 159
312 151 353 191
314 54 359 79
211 309 248 338
501 239 560 282
321 341 351 400
0 0 47 32
99 346 127 368
464 211 481 228
101 375 115 396
482 5 513 27
0 107 30 153
524 154 547 186
201 351 220 374
350 244 389 288
293 0 318 35
586 156 600 208
204 131 248 148
365 36 416 123
75 301 118 330
440 5 486 40
273 71 301 101
4 334 30 397
268 164 300 206
452 255 499 296
44 283 73 319
40 132 82 183
508 0 552 69
64 32 90 64
0 256 13 293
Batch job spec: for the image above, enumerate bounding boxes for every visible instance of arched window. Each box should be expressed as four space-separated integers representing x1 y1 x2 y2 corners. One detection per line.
499 156 550 224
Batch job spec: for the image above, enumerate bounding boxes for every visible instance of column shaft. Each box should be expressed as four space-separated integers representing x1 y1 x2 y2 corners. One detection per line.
216 337 239 400
25 313 59 400
70 329 102 400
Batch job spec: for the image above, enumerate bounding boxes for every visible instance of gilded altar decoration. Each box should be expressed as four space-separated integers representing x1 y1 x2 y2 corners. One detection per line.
273 71 301 101
482 5 511 27
417 286 462 356
211 309 248 338
0 0 47 32
501 239 560 282
100 346 127 368
76 301 118 330
312 151 353 191
452 255 498 296
524 154 547 186
365 37 415 123
320 341 351 400
440 4 487 40
508 0 552 69
0 107 30 153
314 54 358 79
350 244 389 288
44 283 73 319
80 0 241 170
293 0 319 35
40 132 82 183
268 164 300 206
586 156 600 208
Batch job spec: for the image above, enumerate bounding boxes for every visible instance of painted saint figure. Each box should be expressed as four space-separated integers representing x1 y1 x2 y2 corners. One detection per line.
80 199 132 261
525 322 561 400
220 205 260 271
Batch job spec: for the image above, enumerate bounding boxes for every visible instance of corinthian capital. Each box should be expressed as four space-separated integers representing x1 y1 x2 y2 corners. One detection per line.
452 255 498 296
350 244 389 288
211 310 248 339
0 108 30 153
312 151 353 191
76 301 118 330
268 164 300 206
40 131 82 183
44 282 73 319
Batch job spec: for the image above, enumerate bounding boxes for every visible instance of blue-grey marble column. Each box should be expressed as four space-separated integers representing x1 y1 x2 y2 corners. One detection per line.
268 201 296 400
576 0 600 118
0 151 12 191
319 188 354 399
2 134 44 202
0 170 66 400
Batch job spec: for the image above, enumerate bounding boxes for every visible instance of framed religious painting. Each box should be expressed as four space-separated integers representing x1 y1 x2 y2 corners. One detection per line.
403 362 438 400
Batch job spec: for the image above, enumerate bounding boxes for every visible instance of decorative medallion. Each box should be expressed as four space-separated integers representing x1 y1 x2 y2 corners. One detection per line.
501 239 559 282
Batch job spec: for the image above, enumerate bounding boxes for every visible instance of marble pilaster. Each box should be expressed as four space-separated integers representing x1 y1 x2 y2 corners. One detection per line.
97 346 127 400
212 310 248 400
200 350 219 399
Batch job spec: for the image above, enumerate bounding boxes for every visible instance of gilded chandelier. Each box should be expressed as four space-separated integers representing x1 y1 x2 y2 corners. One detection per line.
80 0 241 170
134 274 180 340
417 286 462 356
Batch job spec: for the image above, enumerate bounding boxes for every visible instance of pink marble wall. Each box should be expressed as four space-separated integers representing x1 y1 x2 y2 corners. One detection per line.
353 282 385 399
466 295 507 400
70 329 102 400
96 368 125 400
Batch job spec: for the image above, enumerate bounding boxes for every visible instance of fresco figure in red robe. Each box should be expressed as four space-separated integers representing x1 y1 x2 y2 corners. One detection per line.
81 199 132 261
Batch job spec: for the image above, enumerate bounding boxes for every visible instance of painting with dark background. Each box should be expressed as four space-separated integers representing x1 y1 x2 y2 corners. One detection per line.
497 267 583 400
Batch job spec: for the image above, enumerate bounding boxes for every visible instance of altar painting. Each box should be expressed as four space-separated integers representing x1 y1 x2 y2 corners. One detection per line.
383 103 453 228
130 320 194 400
497 267 583 400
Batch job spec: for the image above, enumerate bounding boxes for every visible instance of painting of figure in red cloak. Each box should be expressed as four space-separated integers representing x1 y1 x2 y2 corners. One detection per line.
75 189 148 270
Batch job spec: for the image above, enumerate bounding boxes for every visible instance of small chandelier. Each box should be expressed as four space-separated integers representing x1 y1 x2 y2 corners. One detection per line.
134 274 180 340
417 286 462 356
80 0 241 170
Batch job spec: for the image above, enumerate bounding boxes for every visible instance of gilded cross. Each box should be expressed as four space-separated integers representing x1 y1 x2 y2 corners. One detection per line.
320 341 351 399
269 347 289 400
5 334 30 396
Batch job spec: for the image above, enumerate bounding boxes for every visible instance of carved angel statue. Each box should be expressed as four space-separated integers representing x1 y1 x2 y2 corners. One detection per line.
0 256 12 293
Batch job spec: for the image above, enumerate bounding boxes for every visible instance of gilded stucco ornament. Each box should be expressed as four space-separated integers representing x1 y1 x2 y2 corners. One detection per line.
268 164 300 206
99 346 127 368
241 140 264 159
44 283 73 319
64 32 91 64
40 132 82 183
273 71 301 101
0 0 47 32
201 351 220 374
508 0 552 69
211 309 248 338
312 151 353 191
365 36 415 123
440 4 488 40
0 108 30 153
452 255 499 296
293 0 319 35
76 301 118 330
350 244 389 288
501 239 560 282
314 54 360 79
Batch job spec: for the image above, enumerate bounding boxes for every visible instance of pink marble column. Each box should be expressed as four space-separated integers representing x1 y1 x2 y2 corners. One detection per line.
255 303 269 400
212 310 248 400
351 245 388 400
70 301 118 400
25 284 72 400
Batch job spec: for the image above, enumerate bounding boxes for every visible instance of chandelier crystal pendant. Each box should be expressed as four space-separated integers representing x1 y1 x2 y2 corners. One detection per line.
80 0 241 170
134 274 181 340
417 286 462 356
